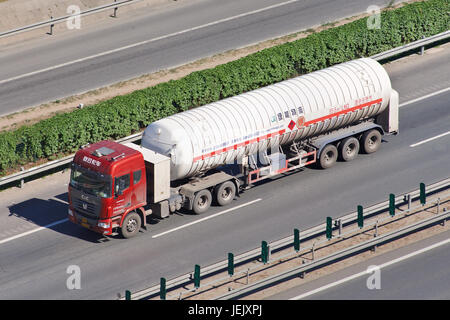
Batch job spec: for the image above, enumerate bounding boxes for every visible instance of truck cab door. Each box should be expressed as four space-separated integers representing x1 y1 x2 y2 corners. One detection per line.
113 173 131 216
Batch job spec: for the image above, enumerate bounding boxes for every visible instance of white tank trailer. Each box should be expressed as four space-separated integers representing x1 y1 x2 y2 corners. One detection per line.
119 57 401 218
142 58 398 182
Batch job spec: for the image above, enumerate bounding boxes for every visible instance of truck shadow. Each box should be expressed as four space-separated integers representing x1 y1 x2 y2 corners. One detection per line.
7 193 105 243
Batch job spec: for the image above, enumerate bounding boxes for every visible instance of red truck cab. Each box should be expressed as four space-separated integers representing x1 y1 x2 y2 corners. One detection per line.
68 140 147 237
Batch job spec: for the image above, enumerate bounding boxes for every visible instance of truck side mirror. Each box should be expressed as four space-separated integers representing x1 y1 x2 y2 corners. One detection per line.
114 182 123 197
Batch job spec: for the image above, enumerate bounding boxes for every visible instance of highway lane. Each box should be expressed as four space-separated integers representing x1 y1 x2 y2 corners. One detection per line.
0 86 448 299
0 0 406 116
278 230 450 300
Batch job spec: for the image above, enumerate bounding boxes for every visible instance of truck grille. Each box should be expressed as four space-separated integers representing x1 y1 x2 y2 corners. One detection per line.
73 198 99 218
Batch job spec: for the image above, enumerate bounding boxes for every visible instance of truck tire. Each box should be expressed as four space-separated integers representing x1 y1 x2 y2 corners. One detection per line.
319 144 338 169
193 189 212 214
214 181 236 206
338 137 360 161
120 212 141 239
361 129 382 154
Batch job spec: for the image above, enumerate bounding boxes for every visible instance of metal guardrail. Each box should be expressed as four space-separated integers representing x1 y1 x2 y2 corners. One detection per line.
1 31 449 188
127 178 450 300
370 30 450 61
0 0 143 39
217 205 450 300
0 132 142 188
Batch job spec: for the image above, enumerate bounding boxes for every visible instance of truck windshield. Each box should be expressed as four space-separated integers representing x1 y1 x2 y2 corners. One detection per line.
70 165 111 198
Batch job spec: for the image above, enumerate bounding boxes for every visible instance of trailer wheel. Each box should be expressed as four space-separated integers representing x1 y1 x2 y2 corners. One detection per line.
193 189 212 214
120 212 141 239
361 129 382 154
319 144 338 169
214 181 236 206
338 137 360 161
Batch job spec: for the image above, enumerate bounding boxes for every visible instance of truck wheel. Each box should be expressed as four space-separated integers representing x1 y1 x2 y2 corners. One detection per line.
319 144 338 169
193 189 212 214
120 212 141 239
338 137 359 161
361 129 382 154
214 181 236 206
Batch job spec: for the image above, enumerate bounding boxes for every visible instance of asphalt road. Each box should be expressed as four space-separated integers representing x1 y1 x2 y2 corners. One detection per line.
274 230 450 300
0 0 406 116
0 52 448 298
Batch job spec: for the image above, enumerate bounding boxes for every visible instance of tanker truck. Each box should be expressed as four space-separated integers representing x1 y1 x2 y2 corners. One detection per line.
67 58 399 238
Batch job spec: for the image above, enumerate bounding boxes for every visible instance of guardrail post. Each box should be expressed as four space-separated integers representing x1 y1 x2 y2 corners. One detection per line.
113 0 118 17
20 167 25 188
125 290 131 300
337 219 342 237
294 229 300 252
194 264 200 290
389 194 395 217
420 35 425 55
326 217 332 240
374 220 379 238
261 241 268 264
420 182 426 205
437 198 440 214
160 278 166 300
228 253 234 277
357 205 364 228
49 16 54 35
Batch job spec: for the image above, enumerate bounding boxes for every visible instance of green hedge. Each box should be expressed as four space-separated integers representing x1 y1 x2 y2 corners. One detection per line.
0 0 449 173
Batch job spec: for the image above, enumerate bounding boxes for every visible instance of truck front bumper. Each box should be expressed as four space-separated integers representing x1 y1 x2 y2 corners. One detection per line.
68 208 113 235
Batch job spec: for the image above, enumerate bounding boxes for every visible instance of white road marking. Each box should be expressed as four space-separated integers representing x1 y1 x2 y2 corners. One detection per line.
152 198 262 239
289 237 450 300
0 198 261 244
410 131 450 147
0 218 69 245
399 87 450 108
0 0 301 85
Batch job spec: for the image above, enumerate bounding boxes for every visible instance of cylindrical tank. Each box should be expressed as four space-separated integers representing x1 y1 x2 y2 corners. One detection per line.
142 58 392 181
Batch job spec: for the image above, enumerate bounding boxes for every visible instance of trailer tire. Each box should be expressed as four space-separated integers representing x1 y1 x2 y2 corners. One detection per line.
361 129 382 154
214 181 236 206
338 137 360 162
193 189 212 214
319 144 338 169
120 212 141 239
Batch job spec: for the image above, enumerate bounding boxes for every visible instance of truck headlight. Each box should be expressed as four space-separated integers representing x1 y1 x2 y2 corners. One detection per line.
98 222 110 229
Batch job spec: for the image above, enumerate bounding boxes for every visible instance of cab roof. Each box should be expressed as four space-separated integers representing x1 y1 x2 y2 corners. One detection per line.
73 140 142 174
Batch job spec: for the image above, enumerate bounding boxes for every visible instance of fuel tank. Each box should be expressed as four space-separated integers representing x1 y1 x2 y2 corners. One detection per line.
142 58 393 180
